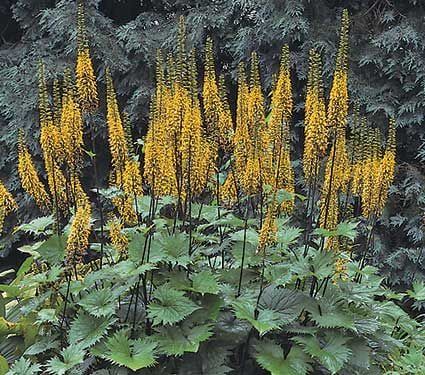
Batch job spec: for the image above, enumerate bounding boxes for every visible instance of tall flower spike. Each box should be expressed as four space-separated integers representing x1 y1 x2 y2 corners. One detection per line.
257 200 278 254
76 0 99 112
106 68 128 186
328 9 349 132
319 10 350 235
60 69 84 170
268 45 295 213
246 52 271 193
374 119 396 217
217 74 234 150
234 63 251 189
180 51 213 197
66 201 91 267
0 181 17 232
303 49 327 181
17 134 51 210
53 79 62 127
203 37 221 145
108 216 128 256
144 51 178 197
38 64 68 210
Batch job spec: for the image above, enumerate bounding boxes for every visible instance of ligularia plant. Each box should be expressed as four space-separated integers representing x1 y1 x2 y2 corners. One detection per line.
2 5 422 375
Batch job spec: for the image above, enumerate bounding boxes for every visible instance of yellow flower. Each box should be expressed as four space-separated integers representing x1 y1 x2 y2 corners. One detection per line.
144 52 178 197
333 256 349 282
38 65 68 209
123 158 143 198
319 10 350 233
303 49 327 181
106 68 128 185
17 137 51 210
109 217 128 255
75 0 99 112
66 201 91 266
203 37 234 149
268 46 295 213
221 170 238 207
257 203 278 254
60 70 84 169
76 48 99 113
234 54 271 195
0 181 17 232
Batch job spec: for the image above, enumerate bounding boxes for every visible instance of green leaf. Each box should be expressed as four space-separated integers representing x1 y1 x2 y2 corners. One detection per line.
255 340 311 375
46 345 85 375
24 337 60 356
259 286 307 325
294 334 352 374
191 271 219 295
0 355 8 375
264 264 293 286
277 226 302 248
348 338 371 369
232 297 283 336
35 235 66 265
79 289 116 317
6 358 40 375
155 323 213 356
148 285 199 326
16 257 34 279
159 232 191 267
315 221 358 241
68 313 115 349
334 221 359 240
407 281 425 301
103 330 157 371
307 298 355 330
36 309 57 324
128 231 148 263
15 216 54 235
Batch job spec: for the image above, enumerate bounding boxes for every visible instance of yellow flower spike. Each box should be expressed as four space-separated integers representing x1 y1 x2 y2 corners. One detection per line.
333 256 349 282
247 52 272 190
60 69 84 170
106 68 128 186
17 136 51 211
66 201 91 266
144 51 178 197
123 158 143 198
76 0 99 113
319 10 350 235
303 49 327 181
328 10 349 132
257 201 278 255
269 45 295 213
221 170 238 207
234 63 251 189
373 119 396 218
177 15 188 86
0 181 17 232
113 195 138 226
76 49 99 113
203 37 221 146
203 38 234 152
53 79 62 127
217 74 234 150
109 217 128 255
37 65 68 210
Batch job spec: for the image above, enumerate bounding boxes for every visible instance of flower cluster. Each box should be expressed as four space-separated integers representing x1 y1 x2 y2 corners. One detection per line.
0 181 17 232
